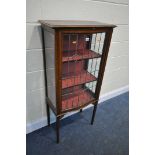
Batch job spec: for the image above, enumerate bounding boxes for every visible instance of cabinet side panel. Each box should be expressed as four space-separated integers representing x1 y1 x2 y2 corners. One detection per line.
44 29 56 108
95 28 113 99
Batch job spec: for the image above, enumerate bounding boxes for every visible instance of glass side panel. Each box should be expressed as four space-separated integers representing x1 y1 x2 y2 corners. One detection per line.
44 30 56 108
61 32 105 111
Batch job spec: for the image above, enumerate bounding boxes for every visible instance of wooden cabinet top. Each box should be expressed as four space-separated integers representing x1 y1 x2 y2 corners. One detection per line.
39 20 116 28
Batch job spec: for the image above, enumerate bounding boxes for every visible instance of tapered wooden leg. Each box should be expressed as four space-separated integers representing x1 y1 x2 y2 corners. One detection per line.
56 116 60 143
46 103 50 126
80 109 82 113
91 104 98 125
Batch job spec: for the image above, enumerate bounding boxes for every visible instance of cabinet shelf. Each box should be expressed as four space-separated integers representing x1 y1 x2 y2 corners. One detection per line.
62 87 95 111
62 49 101 62
62 70 97 89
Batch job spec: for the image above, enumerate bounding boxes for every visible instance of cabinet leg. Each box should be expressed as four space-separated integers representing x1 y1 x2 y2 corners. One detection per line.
91 104 98 125
80 109 82 113
46 103 50 126
56 116 60 143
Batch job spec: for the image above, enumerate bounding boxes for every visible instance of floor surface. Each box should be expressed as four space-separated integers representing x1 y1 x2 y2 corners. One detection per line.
27 92 129 155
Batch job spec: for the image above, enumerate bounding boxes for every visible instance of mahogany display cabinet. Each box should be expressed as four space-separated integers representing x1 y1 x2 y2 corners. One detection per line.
39 20 116 143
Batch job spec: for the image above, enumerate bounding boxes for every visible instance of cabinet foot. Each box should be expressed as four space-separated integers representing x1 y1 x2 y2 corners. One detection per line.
91 104 97 125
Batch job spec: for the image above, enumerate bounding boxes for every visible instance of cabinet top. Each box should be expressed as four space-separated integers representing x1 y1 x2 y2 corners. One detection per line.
39 20 116 28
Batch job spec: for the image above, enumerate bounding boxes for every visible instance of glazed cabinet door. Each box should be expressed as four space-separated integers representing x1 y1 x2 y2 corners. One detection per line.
58 28 113 113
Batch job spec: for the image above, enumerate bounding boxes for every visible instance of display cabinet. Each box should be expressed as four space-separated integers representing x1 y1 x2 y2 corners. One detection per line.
40 20 116 143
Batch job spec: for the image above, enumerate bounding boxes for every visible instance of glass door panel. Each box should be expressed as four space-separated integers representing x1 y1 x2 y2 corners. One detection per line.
61 32 105 111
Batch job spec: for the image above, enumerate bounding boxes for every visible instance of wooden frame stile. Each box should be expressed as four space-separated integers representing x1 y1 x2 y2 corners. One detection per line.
55 29 62 115
55 29 63 143
39 20 116 143
41 27 50 126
